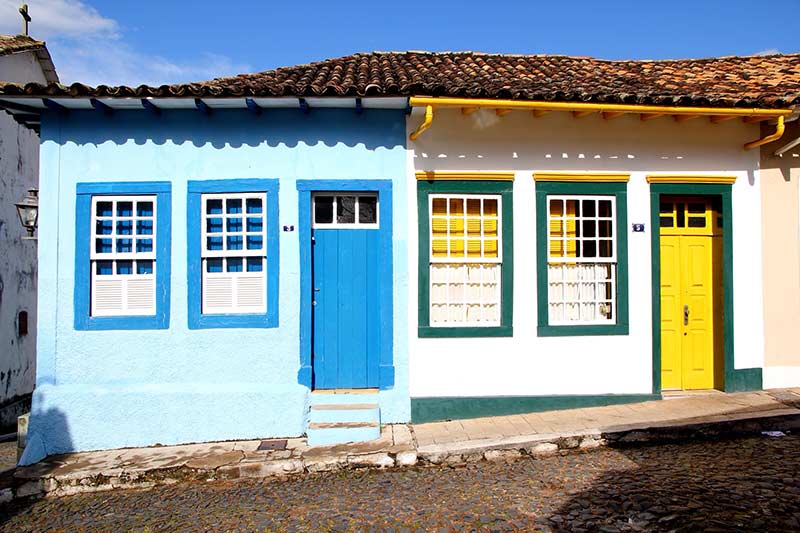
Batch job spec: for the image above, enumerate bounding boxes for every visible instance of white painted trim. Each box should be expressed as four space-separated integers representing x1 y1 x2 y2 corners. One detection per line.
763 366 800 389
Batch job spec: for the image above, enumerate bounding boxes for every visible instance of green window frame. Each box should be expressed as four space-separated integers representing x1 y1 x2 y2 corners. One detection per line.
417 179 514 337
535 181 629 336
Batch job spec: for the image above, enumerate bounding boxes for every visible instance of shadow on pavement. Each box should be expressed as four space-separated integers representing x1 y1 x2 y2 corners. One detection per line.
547 433 800 532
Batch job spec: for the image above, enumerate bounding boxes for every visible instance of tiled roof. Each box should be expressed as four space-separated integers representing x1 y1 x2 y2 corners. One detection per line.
0 34 45 56
1 51 799 108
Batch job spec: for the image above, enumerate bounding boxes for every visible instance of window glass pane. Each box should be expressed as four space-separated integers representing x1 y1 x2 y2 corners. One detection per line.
246 258 263 272
116 239 133 253
96 238 112 254
598 220 613 238
247 235 263 250
137 219 153 235
206 258 223 273
227 235 243 250
432 198 447 216
449 198 464 216
582 200 596 217
246 198 262 214
116 202 133 217
137 260 154 274
227 258 243 272
96 201 113 217
226 199 242 214
359 196 377 223
483 199 498 217
659 202 673 214
246 217 263 233
598 200 612 218
117 261 133 275
337 196 356 223
466 198 481 216
687 202 705 214
116 220 133 235
207 236 223 251
315 196 334 223
676 203 685 227
599 239 613 257
582 220 596 238
687 217 706 228
96 261 113 275
96 220 113 235
660 216 674 228
227 217 243 233
136 201 153 217
582 240 596 258
136 239 153 253
206 199 223 215
206 217 223 234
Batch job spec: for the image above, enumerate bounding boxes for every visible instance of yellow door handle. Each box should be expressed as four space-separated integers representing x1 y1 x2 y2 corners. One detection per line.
683 304 689 326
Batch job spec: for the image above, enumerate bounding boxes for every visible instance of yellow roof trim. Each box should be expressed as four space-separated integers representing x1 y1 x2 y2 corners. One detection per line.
415 171 515 181
646 175 737 184
534 172 630 183
409 96 792 118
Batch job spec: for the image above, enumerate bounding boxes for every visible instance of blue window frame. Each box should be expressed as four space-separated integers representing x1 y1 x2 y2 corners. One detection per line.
74 181 172 330
187 179 279 329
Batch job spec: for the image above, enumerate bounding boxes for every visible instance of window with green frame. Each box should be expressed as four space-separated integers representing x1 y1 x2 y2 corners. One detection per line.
417 178 514 338
535 181 629 336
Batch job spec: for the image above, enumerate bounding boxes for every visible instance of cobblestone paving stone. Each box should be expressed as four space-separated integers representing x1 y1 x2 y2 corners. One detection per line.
1 435 799 532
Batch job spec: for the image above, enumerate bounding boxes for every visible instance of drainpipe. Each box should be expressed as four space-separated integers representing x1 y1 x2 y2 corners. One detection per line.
744 116 785 150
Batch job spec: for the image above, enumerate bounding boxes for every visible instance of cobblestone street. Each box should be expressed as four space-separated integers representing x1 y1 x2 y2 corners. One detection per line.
1 435 799 532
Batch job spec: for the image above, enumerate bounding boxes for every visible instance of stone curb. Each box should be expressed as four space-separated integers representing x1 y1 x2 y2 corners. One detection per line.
8 409 799 501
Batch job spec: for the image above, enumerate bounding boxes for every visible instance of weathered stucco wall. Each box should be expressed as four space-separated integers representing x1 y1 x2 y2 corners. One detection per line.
24 108 408 464
760 120 800 388
407 108 764 398
0 52 48 84
0 49 45 430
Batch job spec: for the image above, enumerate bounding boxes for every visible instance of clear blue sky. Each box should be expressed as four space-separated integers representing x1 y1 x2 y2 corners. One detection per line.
1 0 798 86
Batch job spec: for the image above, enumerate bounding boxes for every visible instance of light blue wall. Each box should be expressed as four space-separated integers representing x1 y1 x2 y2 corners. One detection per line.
22 108 409 464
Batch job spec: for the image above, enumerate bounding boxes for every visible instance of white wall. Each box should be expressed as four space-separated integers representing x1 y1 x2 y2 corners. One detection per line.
407 108 764 398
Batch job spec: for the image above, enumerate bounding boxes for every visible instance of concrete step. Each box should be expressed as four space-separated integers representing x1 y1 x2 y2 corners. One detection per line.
306 421 381 447
309 404 380 424
309 390 379 406
307 390 381 446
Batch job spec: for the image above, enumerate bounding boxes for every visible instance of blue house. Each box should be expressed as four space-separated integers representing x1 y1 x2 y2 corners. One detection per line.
1 69 411 464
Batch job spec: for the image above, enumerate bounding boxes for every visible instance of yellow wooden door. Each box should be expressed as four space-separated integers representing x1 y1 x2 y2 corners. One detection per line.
659 198 721 390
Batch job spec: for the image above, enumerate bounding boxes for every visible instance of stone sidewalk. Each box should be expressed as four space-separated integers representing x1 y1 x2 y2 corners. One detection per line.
8 388 800 500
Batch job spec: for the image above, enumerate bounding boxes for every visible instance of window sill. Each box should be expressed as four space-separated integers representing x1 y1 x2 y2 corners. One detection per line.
538 324 629 337
76 315 168 331
188 313 278 330
418 326 513 338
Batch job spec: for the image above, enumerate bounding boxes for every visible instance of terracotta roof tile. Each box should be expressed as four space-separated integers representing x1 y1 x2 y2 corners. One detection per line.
1 51 799 108
0 34 45 56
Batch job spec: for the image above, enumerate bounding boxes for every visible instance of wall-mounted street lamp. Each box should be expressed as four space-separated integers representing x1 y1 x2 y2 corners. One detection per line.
15 188 39 240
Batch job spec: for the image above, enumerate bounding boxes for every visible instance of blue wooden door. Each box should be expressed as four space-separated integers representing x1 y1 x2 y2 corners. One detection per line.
312 194 381 389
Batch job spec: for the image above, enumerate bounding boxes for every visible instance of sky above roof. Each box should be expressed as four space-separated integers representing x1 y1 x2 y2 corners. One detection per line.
0 0 798 87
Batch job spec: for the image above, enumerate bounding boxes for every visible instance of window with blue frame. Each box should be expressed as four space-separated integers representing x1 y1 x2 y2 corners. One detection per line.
187 179 279 329
74 182 171 330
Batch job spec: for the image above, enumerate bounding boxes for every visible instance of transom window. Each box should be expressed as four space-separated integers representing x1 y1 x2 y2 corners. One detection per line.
312 193 378 228
201 193 267 314
90 195 156 316
429 194 501 326
547 195 616 325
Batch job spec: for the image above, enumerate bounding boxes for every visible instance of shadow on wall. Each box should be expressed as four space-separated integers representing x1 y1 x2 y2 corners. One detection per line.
18 406 72 467
547 434 800 531
41 108 407 150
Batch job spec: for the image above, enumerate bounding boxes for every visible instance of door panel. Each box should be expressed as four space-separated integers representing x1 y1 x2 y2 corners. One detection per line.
660 236 683 390
312 228 381 389
681 236 715 389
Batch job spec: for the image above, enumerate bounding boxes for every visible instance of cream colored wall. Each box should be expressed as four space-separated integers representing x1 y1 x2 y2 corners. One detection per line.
760 120 800 388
